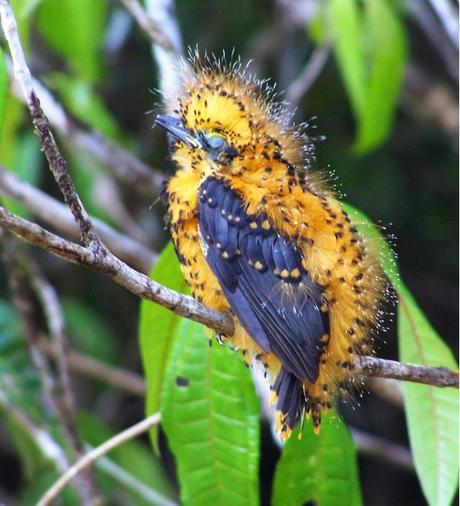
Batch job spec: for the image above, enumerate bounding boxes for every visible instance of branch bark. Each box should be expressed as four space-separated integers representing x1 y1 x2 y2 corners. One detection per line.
357 356 458 388
0 206 233 335
1 205 458 390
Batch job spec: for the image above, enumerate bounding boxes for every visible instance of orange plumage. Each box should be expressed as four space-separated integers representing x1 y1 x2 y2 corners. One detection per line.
157 56 386 439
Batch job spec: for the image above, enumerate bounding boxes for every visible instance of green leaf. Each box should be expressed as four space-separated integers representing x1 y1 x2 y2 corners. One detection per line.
328 0 366 116
37 0 107 83
307 9 328 45
354 0 407 153
139 242 187 452
342 203 459 506
49 73 121 139
161 318 260 506
272 413 362 506
78 411 175 505
398 287 459 506
328 0 407 153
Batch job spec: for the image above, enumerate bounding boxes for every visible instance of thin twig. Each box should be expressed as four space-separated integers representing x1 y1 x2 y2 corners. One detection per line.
351 427 413 472
37 412 162 506
29 92 102 248
0 391 69 473
286 43 331 107
0 232 57 415
407 0 458 82
0 392 171 506
119 0 181 55
96 455 178 506
38 336 146 397
0 165 157 272
145 0 184 98
1 206 458 390
426 0 459 48
25 257 76 413
23 253 101 502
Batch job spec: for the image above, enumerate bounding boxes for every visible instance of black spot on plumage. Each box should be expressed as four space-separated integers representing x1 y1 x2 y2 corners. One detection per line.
198 177 329 384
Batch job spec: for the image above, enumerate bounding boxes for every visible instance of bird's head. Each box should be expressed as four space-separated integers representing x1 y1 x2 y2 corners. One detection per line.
155 56 315 181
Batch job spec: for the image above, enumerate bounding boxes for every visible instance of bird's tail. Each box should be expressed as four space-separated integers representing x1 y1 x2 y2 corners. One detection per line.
273 367 321 439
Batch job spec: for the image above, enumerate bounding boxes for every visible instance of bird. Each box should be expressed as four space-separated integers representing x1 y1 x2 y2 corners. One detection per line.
155 54 387 439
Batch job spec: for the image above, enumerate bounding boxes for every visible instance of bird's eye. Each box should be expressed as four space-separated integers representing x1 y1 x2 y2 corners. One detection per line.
205 134 227 151
203 133 238 163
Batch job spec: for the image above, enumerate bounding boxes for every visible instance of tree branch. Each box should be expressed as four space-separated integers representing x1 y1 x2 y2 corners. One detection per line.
29 92 102 247
0 165 157 273
1 205 458 390
357 356 458 388
0 206 234 335
145 0 185 98
1 0 457 429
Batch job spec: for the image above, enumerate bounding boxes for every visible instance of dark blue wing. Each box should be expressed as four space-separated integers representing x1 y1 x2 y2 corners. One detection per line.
198 177 328 383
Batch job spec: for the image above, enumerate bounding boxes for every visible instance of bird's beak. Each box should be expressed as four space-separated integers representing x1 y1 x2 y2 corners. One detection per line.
155 114 202 149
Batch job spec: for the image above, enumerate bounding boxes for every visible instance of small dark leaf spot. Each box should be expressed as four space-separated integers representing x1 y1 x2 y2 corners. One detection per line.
175 376 190 387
